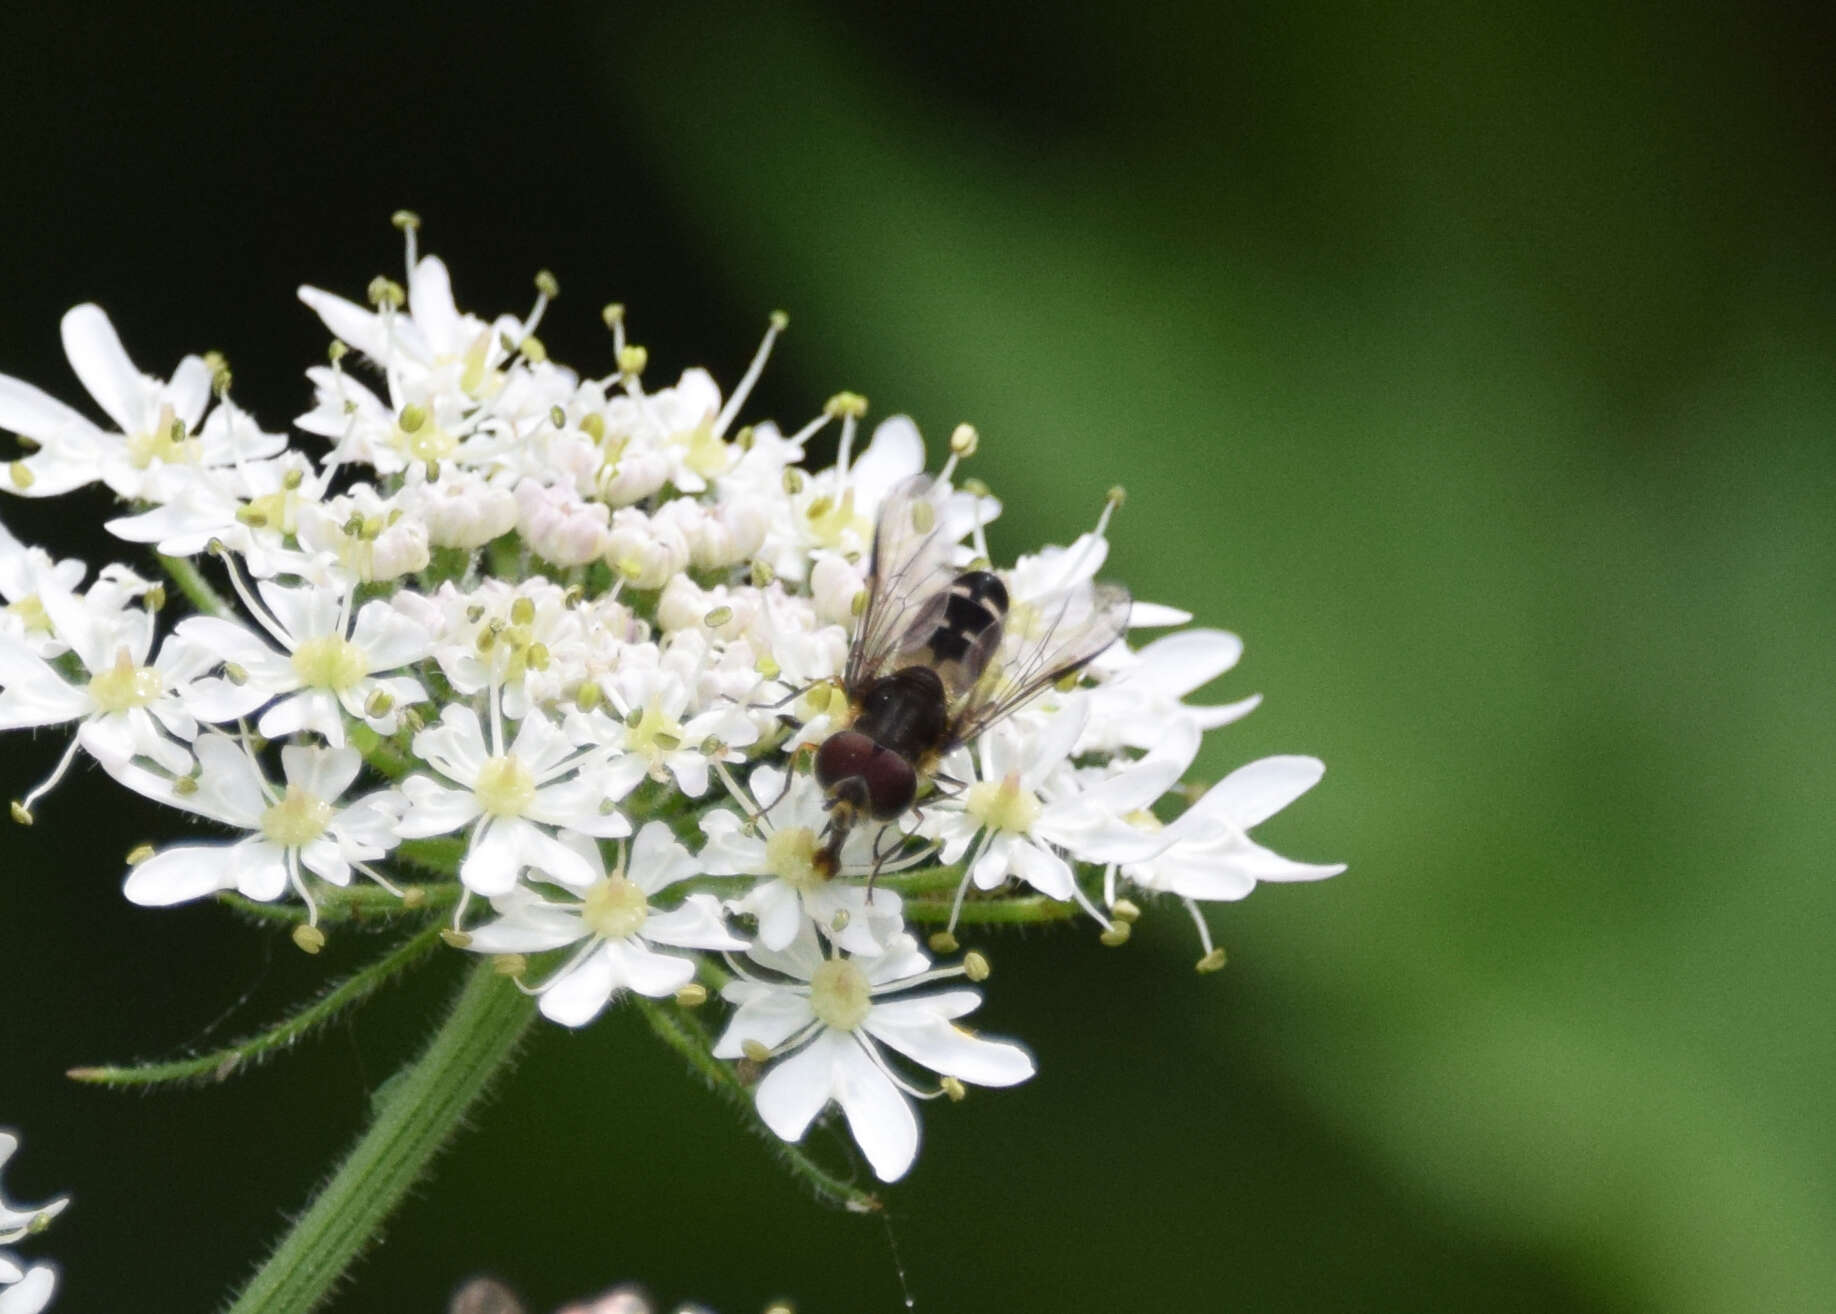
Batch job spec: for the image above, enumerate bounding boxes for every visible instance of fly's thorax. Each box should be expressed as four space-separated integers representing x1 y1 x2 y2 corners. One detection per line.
854 666 948 761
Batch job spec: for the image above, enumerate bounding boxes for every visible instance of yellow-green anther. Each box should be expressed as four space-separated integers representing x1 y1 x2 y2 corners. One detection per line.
550 404 566 428
601 302 625 328
850 589 868 617
618 344 647 376
367 276 405 309
1112 898 1142 923
10 801 32 825
675 983 709 1008
9 462 34 490
769 309 789 331
1196 948 1228 974
125 843 155 865
521 334 547 363
391 209 422 232
398 403 428 433
928 930 959 955
534 269 559 298
492 953 527 978
950 423 979 456
963 951 990 982
823 391 868 419
292 924 326 955
781 468 806 495
940 1076 966 1102
440 928 473 949
581 412 605 441
1099 923 1132 947
703 605 733 628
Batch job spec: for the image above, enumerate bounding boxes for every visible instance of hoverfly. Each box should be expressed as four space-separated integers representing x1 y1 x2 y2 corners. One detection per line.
810 472 1131 875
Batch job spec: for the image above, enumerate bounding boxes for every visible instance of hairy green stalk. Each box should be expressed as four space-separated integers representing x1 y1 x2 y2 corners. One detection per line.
220 962 535 1314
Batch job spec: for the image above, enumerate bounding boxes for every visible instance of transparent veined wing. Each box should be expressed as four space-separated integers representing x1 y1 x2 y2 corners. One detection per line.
846 474 965 689
948 580 1131 745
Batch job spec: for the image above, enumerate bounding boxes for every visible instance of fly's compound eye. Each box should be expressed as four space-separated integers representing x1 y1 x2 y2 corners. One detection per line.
816 731 878 791
862 749 917 820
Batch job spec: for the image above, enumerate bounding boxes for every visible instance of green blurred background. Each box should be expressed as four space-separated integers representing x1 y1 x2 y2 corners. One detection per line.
1 2 1831 1310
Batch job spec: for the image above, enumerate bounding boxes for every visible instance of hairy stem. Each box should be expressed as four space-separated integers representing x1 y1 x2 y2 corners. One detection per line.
158 552 232 618
69 925 446 1088
220 962 535 1314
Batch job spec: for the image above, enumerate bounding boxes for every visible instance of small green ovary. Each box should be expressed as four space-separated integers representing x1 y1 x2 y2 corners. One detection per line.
88 650 163 712
966 773 1040 835
808 958 872 1031
474 754 536 818
765 826 826 890
260 785 334 848
291 635 369 692
582 874 649 940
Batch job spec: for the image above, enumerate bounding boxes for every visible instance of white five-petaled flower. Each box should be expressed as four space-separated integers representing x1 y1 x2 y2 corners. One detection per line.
0 1132 67 1314
117 736 403 910
178 579 433 747
699 765 906 956
466 822 744 1026
397 702 632 896
0 304 283 502
0 585 217 816
1115 755 1346 901
927 700 1182 925
715 924 1035 1182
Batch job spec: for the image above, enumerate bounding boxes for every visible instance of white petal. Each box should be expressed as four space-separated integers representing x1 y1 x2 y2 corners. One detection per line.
643 894 745 950
753 1034 836 1144
61 304 153 435
465 906 585 954
397 776 481 836
538 947 617 1027
713 984 815 1056
1199 755 1326 830
0 371 92 443
459 821 521 896
1137 628 1244 697
0 1264 57 1314
600 937 695 997
124 841 246 905
866 999 1036 1087
831 1035 921 1182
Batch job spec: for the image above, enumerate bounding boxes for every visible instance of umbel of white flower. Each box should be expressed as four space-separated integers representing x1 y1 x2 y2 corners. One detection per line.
0 217 1342 1184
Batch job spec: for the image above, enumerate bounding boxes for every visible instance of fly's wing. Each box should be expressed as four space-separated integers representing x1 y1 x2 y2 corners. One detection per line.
846 474 964 689
948 580 1131 745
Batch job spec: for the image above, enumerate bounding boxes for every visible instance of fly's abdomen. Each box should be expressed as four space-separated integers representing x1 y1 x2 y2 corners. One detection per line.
925 570 1007 686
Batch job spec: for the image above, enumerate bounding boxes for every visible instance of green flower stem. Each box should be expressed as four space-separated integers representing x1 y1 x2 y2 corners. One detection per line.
630 995 881 1213
158 552 231 618
68 925 446 1088
221 962 536 1314
215 881 460 926
903 894 1078 925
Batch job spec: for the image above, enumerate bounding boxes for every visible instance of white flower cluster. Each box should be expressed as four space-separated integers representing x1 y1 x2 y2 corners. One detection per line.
0 1133 64 1314
0 222 1341 1183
